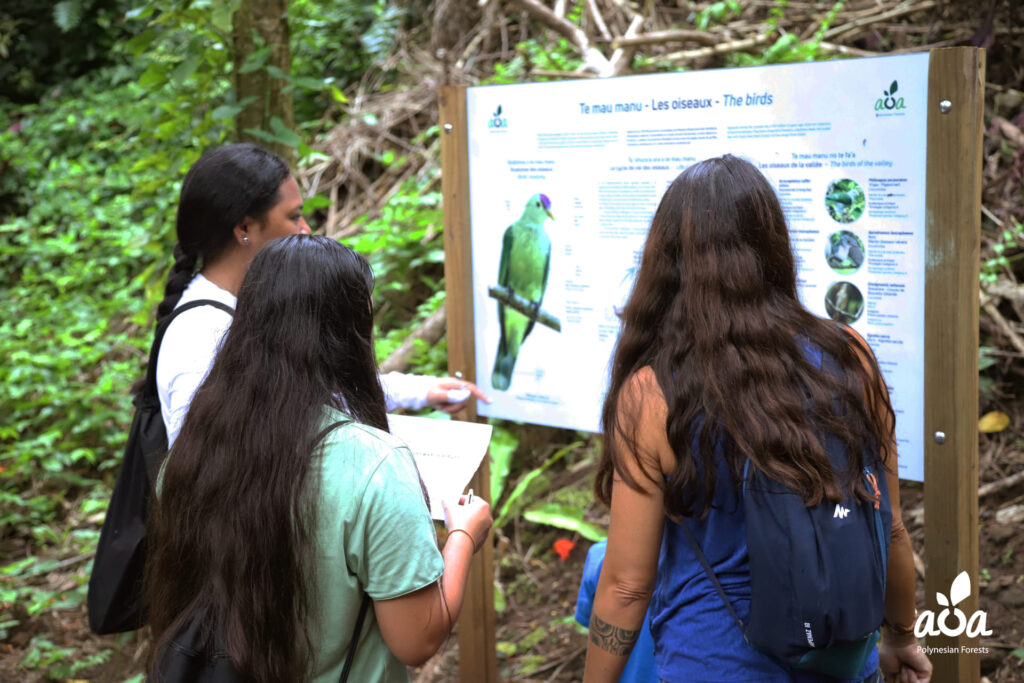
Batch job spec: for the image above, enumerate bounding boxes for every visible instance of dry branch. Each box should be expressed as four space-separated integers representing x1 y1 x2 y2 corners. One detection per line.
508 0 589 53
584 0 612 42
380 304 448 374
823 0 939 40
612 28 718 49
983 300 1024 356
660 34 771 63
487 285 562 332
979 469 1024 500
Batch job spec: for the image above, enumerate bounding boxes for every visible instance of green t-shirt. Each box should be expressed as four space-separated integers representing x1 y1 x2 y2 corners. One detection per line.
308 412 444 682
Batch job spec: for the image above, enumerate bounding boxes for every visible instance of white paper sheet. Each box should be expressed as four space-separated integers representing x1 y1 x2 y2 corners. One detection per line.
387 414 493 520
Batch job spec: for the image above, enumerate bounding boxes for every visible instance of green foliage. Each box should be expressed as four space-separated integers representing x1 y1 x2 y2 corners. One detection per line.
0 0 133 102
495 441 582 528
981 222 1024 285
0 66 197 545
488 424 519 501
347 171 445 332
483 36 583 84
733 1 844 65
695 1 741 30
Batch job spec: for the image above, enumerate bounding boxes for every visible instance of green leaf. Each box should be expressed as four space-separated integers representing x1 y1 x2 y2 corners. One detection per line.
171 55 201 84
239 45 274 73
304 194 331 210
268 117 301 147
265 65 289 80
211 104 244 120
329 85 348 104
495 442 583 528
889 80 898 95
53 0 84 32
124 29 158 57
138 63 167 88
524 503 607 542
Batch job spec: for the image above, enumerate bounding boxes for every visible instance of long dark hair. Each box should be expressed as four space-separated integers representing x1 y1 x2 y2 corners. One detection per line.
157 143 290 327
597 155 894 520
144 235 388 681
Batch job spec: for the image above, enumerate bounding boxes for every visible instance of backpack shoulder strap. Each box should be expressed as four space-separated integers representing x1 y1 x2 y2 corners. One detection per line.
679 519 748 642
141 299 235 396
339 593 372 683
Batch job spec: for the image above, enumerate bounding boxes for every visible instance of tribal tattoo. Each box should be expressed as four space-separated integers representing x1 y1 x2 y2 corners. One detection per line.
589 614 640 656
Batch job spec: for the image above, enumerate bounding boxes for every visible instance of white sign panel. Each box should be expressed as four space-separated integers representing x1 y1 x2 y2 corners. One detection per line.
466 54 929 480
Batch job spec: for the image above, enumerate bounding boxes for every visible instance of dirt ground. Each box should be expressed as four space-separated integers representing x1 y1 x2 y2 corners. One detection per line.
2 461 1022 683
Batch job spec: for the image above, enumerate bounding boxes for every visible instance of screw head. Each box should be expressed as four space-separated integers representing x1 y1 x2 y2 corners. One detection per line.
443 123 453 134
934 431 946 444
939 100 952 114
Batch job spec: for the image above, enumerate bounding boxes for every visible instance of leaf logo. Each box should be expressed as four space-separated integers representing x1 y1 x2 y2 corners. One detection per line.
916 571 992 638
874 79 906 113
488 104 508 130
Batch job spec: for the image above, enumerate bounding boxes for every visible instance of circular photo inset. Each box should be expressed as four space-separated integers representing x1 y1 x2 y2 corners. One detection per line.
825 230 866 274
825 178 865 224
824 281 864 324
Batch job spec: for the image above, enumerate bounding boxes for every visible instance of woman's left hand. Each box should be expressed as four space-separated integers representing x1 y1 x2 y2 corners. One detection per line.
425 378 490 414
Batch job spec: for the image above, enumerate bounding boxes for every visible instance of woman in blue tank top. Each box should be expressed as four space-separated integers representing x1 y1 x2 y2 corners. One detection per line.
582 156 931 683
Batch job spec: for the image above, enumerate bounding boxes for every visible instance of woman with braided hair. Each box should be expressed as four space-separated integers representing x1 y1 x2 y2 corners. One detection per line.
155 143 485 446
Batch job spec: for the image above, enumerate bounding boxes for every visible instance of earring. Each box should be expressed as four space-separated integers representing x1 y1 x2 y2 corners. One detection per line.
242 236 249 244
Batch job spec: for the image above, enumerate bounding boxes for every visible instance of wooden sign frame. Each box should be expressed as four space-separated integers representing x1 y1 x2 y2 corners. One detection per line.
440 47 984 683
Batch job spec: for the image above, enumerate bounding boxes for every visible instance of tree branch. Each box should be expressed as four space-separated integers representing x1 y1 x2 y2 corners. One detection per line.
823 0 938 40
660 34 771 63
380 303 448 374
487 285 562 332
612 28 718 49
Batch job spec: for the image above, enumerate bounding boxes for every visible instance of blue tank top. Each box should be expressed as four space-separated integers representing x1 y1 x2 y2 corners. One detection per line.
649 343 879 682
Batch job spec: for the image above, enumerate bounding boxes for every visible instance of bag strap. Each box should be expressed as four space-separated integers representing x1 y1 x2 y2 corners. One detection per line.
679 521 748 641
142 299 235 396
340 593 372 683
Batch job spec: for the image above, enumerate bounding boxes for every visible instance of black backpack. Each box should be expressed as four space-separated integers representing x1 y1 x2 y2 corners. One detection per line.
88 299 234 634
682 344 892 678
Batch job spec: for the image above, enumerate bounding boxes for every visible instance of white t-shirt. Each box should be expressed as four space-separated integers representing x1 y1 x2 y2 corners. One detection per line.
156 274 434 446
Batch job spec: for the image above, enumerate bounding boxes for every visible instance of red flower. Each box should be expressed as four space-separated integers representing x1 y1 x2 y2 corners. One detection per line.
553 538 575 560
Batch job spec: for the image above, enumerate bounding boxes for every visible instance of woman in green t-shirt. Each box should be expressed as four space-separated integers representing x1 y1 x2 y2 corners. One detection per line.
144 234 492 681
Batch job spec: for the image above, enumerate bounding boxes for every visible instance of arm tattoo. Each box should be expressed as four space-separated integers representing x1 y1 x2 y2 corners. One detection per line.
589 614 640 656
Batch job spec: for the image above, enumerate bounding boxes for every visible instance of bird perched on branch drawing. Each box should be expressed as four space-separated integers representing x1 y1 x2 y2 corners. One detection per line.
491 193 554 391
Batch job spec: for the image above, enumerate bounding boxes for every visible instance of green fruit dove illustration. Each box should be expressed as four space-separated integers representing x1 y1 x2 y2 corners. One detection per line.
491 193 554 391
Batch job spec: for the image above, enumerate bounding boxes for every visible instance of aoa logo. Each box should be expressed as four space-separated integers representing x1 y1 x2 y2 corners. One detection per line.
914 571 992 638
874 80 906 112
488 105 508 130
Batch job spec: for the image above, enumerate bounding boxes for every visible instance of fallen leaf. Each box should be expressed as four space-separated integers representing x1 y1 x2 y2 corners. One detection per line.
978 410 1010 433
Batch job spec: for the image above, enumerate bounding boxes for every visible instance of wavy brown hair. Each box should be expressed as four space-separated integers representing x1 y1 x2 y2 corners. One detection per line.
144 235 388 681
597 155 893 520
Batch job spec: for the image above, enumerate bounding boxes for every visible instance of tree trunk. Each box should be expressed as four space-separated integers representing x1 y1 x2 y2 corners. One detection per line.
232 0 295 166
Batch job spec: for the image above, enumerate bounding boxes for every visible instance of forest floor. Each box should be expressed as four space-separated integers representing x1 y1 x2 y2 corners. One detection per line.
1 426 1022 683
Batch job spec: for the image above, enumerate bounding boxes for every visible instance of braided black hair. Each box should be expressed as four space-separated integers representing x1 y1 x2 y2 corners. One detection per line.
154 143 290 327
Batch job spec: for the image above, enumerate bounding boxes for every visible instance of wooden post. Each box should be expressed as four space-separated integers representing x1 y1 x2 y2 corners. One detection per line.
923 47 985 683
439 84 500 683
